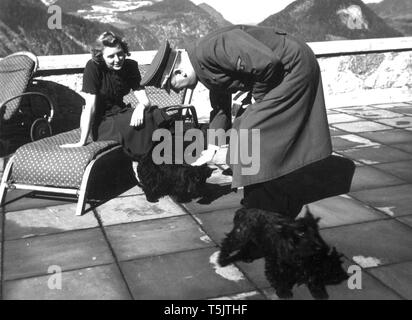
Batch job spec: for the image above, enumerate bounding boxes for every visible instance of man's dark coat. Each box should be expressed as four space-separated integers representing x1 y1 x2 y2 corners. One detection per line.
187 25 332 188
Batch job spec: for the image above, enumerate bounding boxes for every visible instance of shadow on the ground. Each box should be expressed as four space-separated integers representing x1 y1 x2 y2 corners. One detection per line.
0 80 84 156
196 183 237 204
261 155 356 207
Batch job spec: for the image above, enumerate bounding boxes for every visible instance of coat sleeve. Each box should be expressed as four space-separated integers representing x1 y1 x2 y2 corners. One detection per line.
212 28 284 100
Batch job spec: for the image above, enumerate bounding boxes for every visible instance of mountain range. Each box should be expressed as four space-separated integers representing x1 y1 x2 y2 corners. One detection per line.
259 0 402 41
368 0 412 36
0 0 410 57
0 0 129 56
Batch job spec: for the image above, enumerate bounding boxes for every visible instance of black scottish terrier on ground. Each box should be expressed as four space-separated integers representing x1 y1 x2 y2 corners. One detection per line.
218 208 348 299
136 151 215 203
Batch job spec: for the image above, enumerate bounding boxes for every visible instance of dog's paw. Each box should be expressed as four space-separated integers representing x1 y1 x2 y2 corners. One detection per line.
174 195 192 203
217 251 233 267
275 288 294 299
145 195 160 203
308 284 329 300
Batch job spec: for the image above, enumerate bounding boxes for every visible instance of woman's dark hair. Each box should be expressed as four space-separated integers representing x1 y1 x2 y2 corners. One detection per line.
91 31 130 64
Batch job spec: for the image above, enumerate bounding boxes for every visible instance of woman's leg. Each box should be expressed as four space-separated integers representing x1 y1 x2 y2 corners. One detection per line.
110 108 168 159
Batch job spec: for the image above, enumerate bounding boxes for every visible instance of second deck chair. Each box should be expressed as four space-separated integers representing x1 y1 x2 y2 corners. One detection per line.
0 62 198 216
0 52 54 156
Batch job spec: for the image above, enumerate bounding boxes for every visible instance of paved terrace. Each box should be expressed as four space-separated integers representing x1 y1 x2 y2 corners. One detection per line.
1 101 412 300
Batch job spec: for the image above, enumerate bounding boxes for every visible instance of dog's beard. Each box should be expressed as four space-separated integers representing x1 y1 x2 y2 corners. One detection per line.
219 208 348 299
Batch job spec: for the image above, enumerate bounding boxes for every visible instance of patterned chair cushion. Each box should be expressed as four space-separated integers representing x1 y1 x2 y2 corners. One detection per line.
0 54 36 120
11 129 119 188
123 64 186 108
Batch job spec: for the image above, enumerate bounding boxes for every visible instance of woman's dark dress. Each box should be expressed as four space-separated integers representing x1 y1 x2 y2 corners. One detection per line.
82 59 168 159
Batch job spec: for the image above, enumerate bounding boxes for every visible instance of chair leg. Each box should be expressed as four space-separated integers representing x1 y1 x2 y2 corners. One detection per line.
75 158 96 216
76 188 88 216
0 156 14 205
75 145 123 216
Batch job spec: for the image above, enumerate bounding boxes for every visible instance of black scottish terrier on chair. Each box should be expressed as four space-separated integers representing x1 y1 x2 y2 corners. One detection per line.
218 208 348 299
136 151 215 203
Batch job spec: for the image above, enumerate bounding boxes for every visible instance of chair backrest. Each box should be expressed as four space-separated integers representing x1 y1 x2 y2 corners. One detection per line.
123 64 188 108
0 52 38 121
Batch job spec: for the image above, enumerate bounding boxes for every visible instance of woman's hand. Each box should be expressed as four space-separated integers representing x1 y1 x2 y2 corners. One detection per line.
130 105 145 127
60 142 86 148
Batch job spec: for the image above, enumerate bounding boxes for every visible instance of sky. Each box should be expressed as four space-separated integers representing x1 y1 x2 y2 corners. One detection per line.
190 0 384 24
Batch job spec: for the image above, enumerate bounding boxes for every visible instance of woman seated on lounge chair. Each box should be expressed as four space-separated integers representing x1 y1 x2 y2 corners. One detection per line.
61 31 169 159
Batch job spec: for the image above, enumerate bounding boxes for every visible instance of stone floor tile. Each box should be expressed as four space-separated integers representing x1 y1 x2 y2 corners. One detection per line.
375 105 412 115
337 145 412 165
2 191 71 214
329 127 347 136
351 185 412 217
96 194 188 226
321 220 412 268
3 228 113 280
332 152 364 166
327 110 339 115
105 215 214 261
327 114 363 124
368 262 412 299
374 160 412 183
3 264 131 300
358 129 412 145
376 117 412 128
121 247 255 300
306 195 386 228
396 215 412 228
0 242 2 283
182 185 242 214
193 208 237 244
1 190 31 205
209 290 266 300
373 102 412 109
331 135 380 151
118 185 144 197
5 203 99 240
331 121 392 133
0 208 3 240
337 107 402 120
334 105 375 113
349 166 405 192
392 143 412 154
392 107 412 115
262 257 401 300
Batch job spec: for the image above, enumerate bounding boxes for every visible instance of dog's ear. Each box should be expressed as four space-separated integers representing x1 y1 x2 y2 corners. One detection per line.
303 210 321 226
234 207 248 224
330 247 344 260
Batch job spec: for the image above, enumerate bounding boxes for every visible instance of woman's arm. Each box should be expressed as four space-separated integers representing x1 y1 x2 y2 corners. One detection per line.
130 88 151 127
60 93 96 148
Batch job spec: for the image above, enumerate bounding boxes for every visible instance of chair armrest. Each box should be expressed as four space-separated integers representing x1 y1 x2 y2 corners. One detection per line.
0 92 55 123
